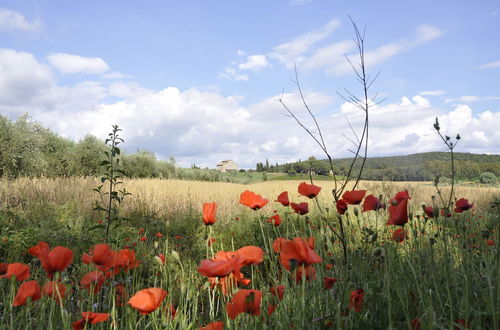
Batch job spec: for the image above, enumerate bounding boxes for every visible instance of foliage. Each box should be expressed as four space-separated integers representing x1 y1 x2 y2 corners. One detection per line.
479 172 497 184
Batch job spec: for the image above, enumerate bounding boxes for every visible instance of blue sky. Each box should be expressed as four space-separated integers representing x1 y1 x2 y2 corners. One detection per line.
0 0 499 168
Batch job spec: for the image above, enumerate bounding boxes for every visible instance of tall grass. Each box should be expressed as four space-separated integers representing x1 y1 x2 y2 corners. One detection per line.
0 178 498 329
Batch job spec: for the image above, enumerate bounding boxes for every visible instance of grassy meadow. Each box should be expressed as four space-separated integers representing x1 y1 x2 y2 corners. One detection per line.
0 177 499 329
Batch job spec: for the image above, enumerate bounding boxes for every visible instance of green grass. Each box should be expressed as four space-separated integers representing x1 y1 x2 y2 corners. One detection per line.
0 182 498 329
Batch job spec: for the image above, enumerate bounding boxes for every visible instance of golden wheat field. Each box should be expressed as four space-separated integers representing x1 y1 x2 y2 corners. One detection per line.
0 177 498 220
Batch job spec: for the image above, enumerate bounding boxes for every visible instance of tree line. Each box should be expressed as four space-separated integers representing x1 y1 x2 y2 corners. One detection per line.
0 115 238 182
257 153 500 182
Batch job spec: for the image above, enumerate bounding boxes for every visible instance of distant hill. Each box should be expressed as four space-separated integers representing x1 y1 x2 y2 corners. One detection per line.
266 152 500 181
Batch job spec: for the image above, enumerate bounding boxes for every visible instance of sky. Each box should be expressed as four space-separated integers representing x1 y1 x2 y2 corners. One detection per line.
0 0 499 169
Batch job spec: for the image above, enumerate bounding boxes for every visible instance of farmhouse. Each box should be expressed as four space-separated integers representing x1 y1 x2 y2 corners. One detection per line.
216 160 239 172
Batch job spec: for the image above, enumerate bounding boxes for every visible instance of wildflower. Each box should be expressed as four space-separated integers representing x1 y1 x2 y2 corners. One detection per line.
349 288 364 313
72 312 110 329
155 232 163 238
208 238 216 246
200 321 224 330
325 263 333 270
81 244 116 272
42 281 66 302
28 242 73 279
0 263 30 281
362 194 385 211
410 318 421 330
140 236 147 242
226 289 262 319
387 191 410 226
392 228 407 243
239 190 269 210
290 202 309 215
13 280 41 306
423 205 434 218
234 246 264 265
138 228 145 235
323 277 337 290
336 199 348 215
275 191 290 206
270 286 285 300
128 288 168 315
198 254 246 278
272 238 287 253
0 263 7 275
279 238 322 275
114 249 140 272
267 304 276 316
203 202 217 225
115 284 128 307
175 235 182 240
267 214 281 226
454 198 473 213
342 190 366 205
80 270 106 294
298 182 321 198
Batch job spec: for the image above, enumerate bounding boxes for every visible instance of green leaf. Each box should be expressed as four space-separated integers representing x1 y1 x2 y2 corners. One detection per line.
88 224 106 231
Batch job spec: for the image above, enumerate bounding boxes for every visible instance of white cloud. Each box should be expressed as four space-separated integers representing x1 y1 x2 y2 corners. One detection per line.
305 24 444 76
269 19 340 67
0 8 42 33
419 90 445 96
479 61 500 69
47 53 110 74
290 0 313 5
1 49 498 168
0 49 54 109
101 71 134 80
444 95 500 103
237 55 271 71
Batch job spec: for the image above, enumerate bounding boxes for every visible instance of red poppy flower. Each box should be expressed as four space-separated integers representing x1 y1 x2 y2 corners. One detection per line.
290 202 309 215
410 318 421 330
0 263 30 281
43 281 66 302
295 265 317 282
325 263 333 270
28 242 73 279
0 263 7 275
392 228 407 243
155 232 163 238
349 288 364 313
394 190 410 203
487 239 495 246
203 202 217 225
298 182 321 198
128 288 168 315
234 246 264 265
13 280 41 306
114 249 140 272
453 319 469 329
279 238 322 270
423 205 434 218
115 284 128 307
198 254 246 278
270 286 285 300
387 199 409 226
441 209 452 217
267 214 281 226
362 194 385 212
454 198 473 213
166 303 177 319
226 289 262 319
208 238 217 247
80 270 106 294
72 312 110 329
323 277 337 290
275 191 290 206
81 244 116 272
336 199 348 215
342 190 366 205
267 304 276 316
272 238 287 253
239 190 269 210
200 321 224 330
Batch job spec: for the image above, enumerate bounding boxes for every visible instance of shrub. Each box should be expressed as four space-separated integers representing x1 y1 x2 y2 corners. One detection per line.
479 172 497 184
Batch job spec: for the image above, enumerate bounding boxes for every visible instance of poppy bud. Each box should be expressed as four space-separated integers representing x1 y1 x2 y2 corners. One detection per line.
456 134 461 140
445 135 450 140
369 233 378 243
353 207 359 217
171 250 180 262
433 117 440 131
371 247 385 258
409 212 413 221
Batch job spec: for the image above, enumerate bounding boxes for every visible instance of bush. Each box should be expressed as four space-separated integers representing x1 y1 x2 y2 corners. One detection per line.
479 172 497 184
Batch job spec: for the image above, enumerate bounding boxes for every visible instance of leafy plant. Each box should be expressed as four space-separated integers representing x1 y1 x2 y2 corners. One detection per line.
92 125 131 240
479 171 497 184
